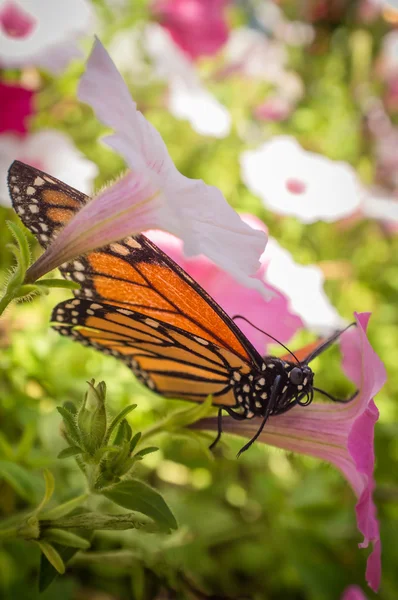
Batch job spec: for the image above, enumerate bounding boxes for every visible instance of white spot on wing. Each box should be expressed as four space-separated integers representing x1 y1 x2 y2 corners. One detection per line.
110 242 129 256
194 336 209 345
34 176 45 186
26 186 35 195
125 237 142 249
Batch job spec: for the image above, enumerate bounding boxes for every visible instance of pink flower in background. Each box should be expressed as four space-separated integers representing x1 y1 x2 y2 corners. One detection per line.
0 0 92 73
0 0 36 38
0 130 98 206
341 585 368 600
254 96 293 122
0 81 34 134
25 38 267 294
198 313 386 592
153 0 230 60
147 229 302 355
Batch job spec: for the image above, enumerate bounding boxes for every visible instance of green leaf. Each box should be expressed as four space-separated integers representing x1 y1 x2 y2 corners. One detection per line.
36 278 81 290
41 493 89 521
129 432 141 454
34 470 55 515
57 447 83 459
105 404 137 444
41 528 91 549
113 419 132 447
36 541 65 574
103 479 177 531
56 406 80 445
7 220 30 273
38 510 93 591
134 447 158 458
0 460 43 502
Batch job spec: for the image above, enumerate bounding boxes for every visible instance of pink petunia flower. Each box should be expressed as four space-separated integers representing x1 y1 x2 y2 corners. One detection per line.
25 38 267 298
153 0 230 60
197 313 386 592
341 585 368 600
0 0 36 38
0 0 93 73
146 229 302 355
0 80 34 135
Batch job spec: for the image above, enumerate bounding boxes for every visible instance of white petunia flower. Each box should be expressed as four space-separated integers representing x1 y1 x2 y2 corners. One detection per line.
241 136 364 224
0 130 98 206
263 237 346 333
0 0 93 73
145 24 231 138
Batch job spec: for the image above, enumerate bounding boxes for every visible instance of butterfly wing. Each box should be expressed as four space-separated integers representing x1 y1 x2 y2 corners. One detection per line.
8 161 88 248
8 161 264 403
52 298 239 405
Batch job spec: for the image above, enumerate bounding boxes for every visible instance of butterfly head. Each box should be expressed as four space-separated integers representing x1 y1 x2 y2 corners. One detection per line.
288 364 313 389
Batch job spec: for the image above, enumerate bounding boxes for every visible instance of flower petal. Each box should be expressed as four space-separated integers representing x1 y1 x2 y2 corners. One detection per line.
0 81 34 135
197 312 386 592
77 38 268 294
25 171 163 282
240 136 364 223
341 585 368 600
0 0 92 72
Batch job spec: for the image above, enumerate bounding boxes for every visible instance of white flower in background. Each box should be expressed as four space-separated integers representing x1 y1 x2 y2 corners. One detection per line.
222 28 304 111
0 0 93 73
241 136 364 223
362 189 398 223
262 237 345 333
0 130 98 206
145 24 231 138
224 27 288 83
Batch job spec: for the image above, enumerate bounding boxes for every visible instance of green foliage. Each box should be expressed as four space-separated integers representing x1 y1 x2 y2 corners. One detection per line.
1 1 398 599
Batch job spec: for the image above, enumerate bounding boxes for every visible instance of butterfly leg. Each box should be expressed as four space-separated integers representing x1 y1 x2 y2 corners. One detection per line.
237 375 282 457
209 408 223 451
209 406 249 452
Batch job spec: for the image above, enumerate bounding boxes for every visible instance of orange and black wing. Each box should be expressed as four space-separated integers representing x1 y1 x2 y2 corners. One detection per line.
52 298 240 405
8 161 87 248
8 161 264 401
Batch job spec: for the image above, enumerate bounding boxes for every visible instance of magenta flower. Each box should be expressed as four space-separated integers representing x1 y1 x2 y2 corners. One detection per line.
153 0 230 60
198 313 386 592
341 585 368 600
146 229 302 354
0 81 34 135
26 38 267 297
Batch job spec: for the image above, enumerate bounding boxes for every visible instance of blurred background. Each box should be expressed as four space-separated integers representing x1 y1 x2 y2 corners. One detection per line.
0 0 398 598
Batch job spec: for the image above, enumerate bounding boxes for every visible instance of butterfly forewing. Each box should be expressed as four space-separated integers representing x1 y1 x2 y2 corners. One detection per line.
8 161 87 249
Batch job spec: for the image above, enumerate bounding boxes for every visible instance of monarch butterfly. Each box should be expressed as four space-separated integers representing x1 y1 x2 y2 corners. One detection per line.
8 160 355 454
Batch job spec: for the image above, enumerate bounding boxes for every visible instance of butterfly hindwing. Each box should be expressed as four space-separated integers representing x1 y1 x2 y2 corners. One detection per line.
52 298 240 406
7 161 88 249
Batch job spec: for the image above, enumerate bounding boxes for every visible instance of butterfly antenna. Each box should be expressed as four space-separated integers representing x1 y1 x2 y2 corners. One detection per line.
232 315 300 365
313 387 358 404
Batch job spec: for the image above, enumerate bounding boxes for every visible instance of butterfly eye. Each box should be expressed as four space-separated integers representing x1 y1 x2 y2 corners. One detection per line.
290 367 304 385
